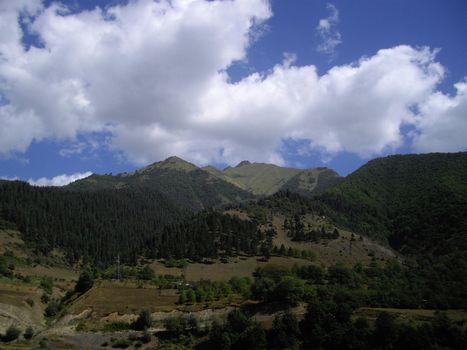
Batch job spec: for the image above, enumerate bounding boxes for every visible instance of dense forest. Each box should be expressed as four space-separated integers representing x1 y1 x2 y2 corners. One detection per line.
317 152 467 256
0 181 271 266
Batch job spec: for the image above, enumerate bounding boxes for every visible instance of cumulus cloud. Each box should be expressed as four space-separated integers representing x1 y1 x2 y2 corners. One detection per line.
27 171 93 186
0 0 465 168
413 79 467 152
316 3 342 58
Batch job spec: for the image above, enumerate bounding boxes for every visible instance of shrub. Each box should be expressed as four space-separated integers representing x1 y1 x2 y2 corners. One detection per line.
41 293 50 304
103 322 131 332
44 301 60 317
74 270 94 294
111 339 130 348
132 309 152 330
40 277 53 294
2 325 21 342
140 331 151 343
24 326 34 340
26 297 34 307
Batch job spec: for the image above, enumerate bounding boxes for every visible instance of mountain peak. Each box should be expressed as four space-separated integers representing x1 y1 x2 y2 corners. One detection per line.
141 156 198 173
235 160 251 168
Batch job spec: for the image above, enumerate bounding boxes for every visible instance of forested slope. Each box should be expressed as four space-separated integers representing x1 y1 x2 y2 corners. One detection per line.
318 152 467 256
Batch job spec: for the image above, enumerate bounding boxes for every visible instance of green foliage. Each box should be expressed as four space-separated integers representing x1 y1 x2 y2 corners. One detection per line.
269 311 301 350
207 309 266 350
103 322 132 332
138 265 155 280
40 277 53 294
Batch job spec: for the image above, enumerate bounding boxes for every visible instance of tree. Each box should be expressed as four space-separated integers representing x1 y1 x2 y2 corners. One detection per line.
164 316 186 337
372 312 399 350
269 311 301 350
133 309 152 330
24 326 34 340
178 290 187 304
2 325 21 342
44 300 60 317
138 265 155 280
74 270 94 294
236 323 266 350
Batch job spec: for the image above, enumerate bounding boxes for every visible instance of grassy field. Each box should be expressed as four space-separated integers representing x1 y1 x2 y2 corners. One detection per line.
0 229 27 259
16 265 78 281
68 281 179 316
224 209 397 267
185 256 313 281
0 284 39 308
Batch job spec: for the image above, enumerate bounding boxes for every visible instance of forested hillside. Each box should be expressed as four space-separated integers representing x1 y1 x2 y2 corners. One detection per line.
316 152 467 256
0 181 187 265
0 181 274 266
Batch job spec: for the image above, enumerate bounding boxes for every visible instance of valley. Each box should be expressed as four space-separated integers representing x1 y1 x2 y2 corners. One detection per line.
0 152 466 349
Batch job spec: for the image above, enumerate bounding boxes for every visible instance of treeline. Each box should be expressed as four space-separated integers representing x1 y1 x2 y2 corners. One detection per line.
249 258 467 309
203 306 466 350
146 210 268 260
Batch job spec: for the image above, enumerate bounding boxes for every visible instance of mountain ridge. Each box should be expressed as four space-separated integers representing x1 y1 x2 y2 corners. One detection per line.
69 156 342 200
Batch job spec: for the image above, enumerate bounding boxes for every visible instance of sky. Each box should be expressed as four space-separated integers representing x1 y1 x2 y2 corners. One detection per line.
0 0 466 185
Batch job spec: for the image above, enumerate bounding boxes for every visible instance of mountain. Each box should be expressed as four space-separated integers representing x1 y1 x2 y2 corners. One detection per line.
317 152 467 256
68 156 254 211
203 161 341 196
69 156 341 209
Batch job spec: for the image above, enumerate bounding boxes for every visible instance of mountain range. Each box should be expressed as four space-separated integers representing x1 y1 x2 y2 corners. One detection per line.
1 151 466 265
67 156 341 211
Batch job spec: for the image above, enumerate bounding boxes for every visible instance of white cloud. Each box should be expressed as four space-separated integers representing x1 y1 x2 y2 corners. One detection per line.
316 3 342 58
413 79 467 152
0 0 465 169
27 171 93 186
0 176 19 181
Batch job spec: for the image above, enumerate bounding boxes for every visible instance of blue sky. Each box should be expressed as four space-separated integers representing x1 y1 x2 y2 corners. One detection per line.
0 0 466 184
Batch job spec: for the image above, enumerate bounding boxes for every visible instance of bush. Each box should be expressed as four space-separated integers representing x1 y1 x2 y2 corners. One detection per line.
26 297 34 307
103 322 131 332
24 326 34 340
41 293 50 304
2 325 21 342
111 339 131 348
140 331 151 344
74 270 94 294
132 309 152 330
40 277 53 294
44 301 60 317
